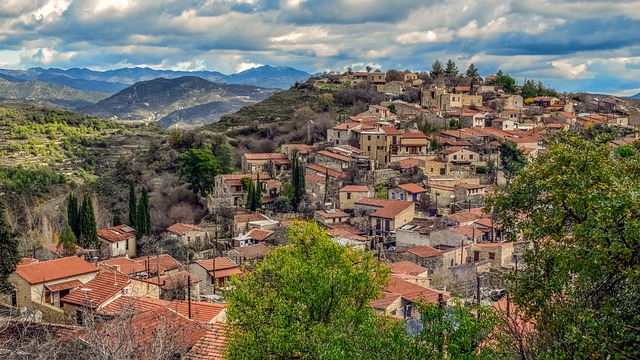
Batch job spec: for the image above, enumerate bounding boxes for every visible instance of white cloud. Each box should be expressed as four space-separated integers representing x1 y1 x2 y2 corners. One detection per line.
549 60 592 79
396 29 453 44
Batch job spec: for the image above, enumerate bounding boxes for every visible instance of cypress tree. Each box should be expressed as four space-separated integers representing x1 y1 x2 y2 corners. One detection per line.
79 196 98 248
67 193 80 239
113 213 122 226
291 151 306 212
128 181 137 229
245 178 256 212
255 173 262 210
59 224 77 256
137 187 151 237
324 169 329 204
0 202 20 294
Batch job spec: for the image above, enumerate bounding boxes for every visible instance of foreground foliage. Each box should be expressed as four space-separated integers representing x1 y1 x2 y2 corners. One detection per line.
488 132 640 359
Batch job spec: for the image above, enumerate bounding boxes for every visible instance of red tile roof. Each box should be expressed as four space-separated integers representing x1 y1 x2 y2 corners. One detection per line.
61 270 130 308
328 228 368 241
243 153 288 160
370 200 414 219
168 301 226 324
234 213 268 224
45 279 83 292
147 271 202 291
317 150 352 163
389 158 421 169
389 261 428 276
381 126 401 135
305 173 326 185
99 257 146 275
355 197 394 207
98 296 168 316
407 245 443 258
398 183 427 194
370 291 402 310
384 275 449 304
315 209 350 219
401 132 428 139
185 323 227 360
446 208 488 224
232 242 271 260
134 254 182 274
195 257 239 272
15 256 99 285
306 164 346 179
166 223 206 235
98 224 136 243
246 228 274 241
339 185 369 193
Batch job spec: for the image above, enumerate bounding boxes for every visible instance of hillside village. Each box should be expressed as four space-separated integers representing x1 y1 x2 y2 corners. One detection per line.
1 66 637 358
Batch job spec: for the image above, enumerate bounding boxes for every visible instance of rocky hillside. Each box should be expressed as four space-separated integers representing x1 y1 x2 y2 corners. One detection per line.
80 76 277 128
0 78 111 109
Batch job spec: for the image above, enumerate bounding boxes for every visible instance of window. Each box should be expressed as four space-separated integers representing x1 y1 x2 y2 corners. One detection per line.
125 239 129 250
368 135 371 141
489 253 495 260
346 192 351 200
116 242 119 249
367 146 371 151
453 155 457 160
450 259 454 267
474 251 480 262
469 154 474 160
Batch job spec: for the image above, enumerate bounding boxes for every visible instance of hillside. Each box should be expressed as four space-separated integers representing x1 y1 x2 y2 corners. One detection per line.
80 76 276 128
0 78 111 109
0 65 311 92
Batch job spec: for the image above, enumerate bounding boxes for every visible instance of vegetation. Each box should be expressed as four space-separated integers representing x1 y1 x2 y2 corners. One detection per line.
179 144 222 196
499 140 527 184
67 193 81 239
0 166 65 195
291 151 306 211
128 181 137 228
78 195 98 248
58 224 78 256
0 202 20 293
488 132 640 359
136 187 151 237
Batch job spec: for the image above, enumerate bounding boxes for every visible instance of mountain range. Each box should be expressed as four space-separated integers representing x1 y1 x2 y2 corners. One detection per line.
79 76 276 128
0 65 311 93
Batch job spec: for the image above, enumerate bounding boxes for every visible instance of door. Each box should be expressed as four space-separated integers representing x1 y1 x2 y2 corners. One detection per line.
473 251 480 262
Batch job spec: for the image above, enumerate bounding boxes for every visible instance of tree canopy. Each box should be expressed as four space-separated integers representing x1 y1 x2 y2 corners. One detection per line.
0 202 20 293
487 132 640 359
431 60 444 79
445 59 459 77
179 144 222 196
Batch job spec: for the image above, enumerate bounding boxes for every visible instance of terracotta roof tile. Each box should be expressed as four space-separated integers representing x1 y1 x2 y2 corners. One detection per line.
390 158 421 169
133 254 182 274
317 150 352 163
384 275 449 304
407 245 443 258
243 153 288 160
98 224 136 243
232 243 271 260
246 228 274 241
397 183 426 194
381 126 401 135
195 257 239 272
370 292 402 309
15 256 99 285
99 296 168 315
401 132 428 139
61 270 130 308
306 164 346 179
389 261 428 276
234 213 268 224
328 228 368 241
339 185 369 193
354 197 394 207
315 209 350 219
168 301 226 324
166 223 206 235
99 257 146 275
185 323 227 360
370 201 414 219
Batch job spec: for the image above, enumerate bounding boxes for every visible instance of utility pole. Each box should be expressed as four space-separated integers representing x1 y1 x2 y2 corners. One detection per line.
476 275 481 319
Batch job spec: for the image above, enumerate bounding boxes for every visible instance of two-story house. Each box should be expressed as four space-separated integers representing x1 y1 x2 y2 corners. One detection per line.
370 200 415 246
97 224 136 259
166 223 208 247
338 185 371 212
389 183 427 202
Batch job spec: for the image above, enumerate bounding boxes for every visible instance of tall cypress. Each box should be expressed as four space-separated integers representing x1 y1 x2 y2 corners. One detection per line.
324 169 329 204
67 193 80 238
128 181 137 229
291 151 305 212
137 187 151 237
0 202 20 294
80 196 98 248
255 174 262 210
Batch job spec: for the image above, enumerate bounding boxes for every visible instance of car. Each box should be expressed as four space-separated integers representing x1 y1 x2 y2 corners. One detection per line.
490 289 507 301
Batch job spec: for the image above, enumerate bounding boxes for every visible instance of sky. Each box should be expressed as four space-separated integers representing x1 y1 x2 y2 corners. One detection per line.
1 0 640 95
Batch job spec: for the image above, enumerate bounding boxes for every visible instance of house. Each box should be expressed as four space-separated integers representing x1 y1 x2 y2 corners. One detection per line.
314 209 350 225
327 122 362 147
439 146 481 164
389 183 427 202
328 228 369 250
97 224 136 259
389 261 429 278
369 200 415 246
469 242 517 268
240 153 290 174
189 257 242 292
400 131 428 155
233 212 278 236
61 270 134 317
315 150 353 172
98 257 146 276
133 253 183 276
166 223 208 247
232 228 274 247
453 183 490 208
227 242 271 265
306 164 346 180
357 126 388 165
492 118 516 131
9 257 100 310
213 173 269 207
405 245 470 274
425 183 455 214
281 144 313 162
384 81 409 96
371 275 449 317
423 160 450 177
338 185 371 211
146 271 202 301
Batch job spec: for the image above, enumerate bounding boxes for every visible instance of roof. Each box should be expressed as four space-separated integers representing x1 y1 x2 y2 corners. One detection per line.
168 301 226 324
98 224 136 243
185 323 227 360
370 200 414 219
99 296 169 315
389 157 421 169
455 183 487 190
427 183 455 191
370 291 402 310
315 209 350 219
401 132 428 139
281 143 313 154
355 197 394 207
381 126 401 135
242 153 288 160
232 243 271 260
61 270 130 308
234 213 268 224
246 228 274 241
446 208 487 224
451 225 486 239
389 261 428 276
332 122 360 130
407 245 443 258
45 279 83 292
195 257 239 272
339 185 369 193
166 223 206 235
440 146 475 156
99 257 146 275
14 256 99 285
146 271 202 291
134 254 182 274
305 173 326 185
306 164 346 179
327 228 368 242
472 242 510 248
384 275 449 304
317 150 352 163
397 183 427 194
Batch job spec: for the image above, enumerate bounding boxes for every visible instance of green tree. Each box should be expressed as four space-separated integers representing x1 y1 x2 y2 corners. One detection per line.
137 187 151 237
254 173 262 211
179 144 222 196
217 140 235 174
112 213 122 227
0 202 20 294
495 73 517 94
499 140 527 184
385 69 403 81
521 79 538 99
225 221 396 360
128 181 137 229
67 193 80 239
431 60 444 79
487 133 640 359
445 59 459 77
59 224 77 257
79 195 97 248
291 151 306 212
465 63 481 92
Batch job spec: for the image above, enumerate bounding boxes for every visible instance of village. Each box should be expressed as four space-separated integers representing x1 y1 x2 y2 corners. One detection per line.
1 68 636 358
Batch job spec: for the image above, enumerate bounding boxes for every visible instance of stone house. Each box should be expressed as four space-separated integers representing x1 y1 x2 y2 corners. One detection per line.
281 144 313 162
400 131 428 155
240 153 291 174
315 150 353 172
233 228 274 247
439 146 481 164
233 213 279 237
423 160 450 177
189 257 242 293
389 183 427 203
213 173 268 207
314 209 350 226
97 224 137 259
370 200 415 246
357 127 388 165
404 245 471 274
469 242 517 268
338 185 371 212
165 223 208 247
9 257 100 309
227 242 270 265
